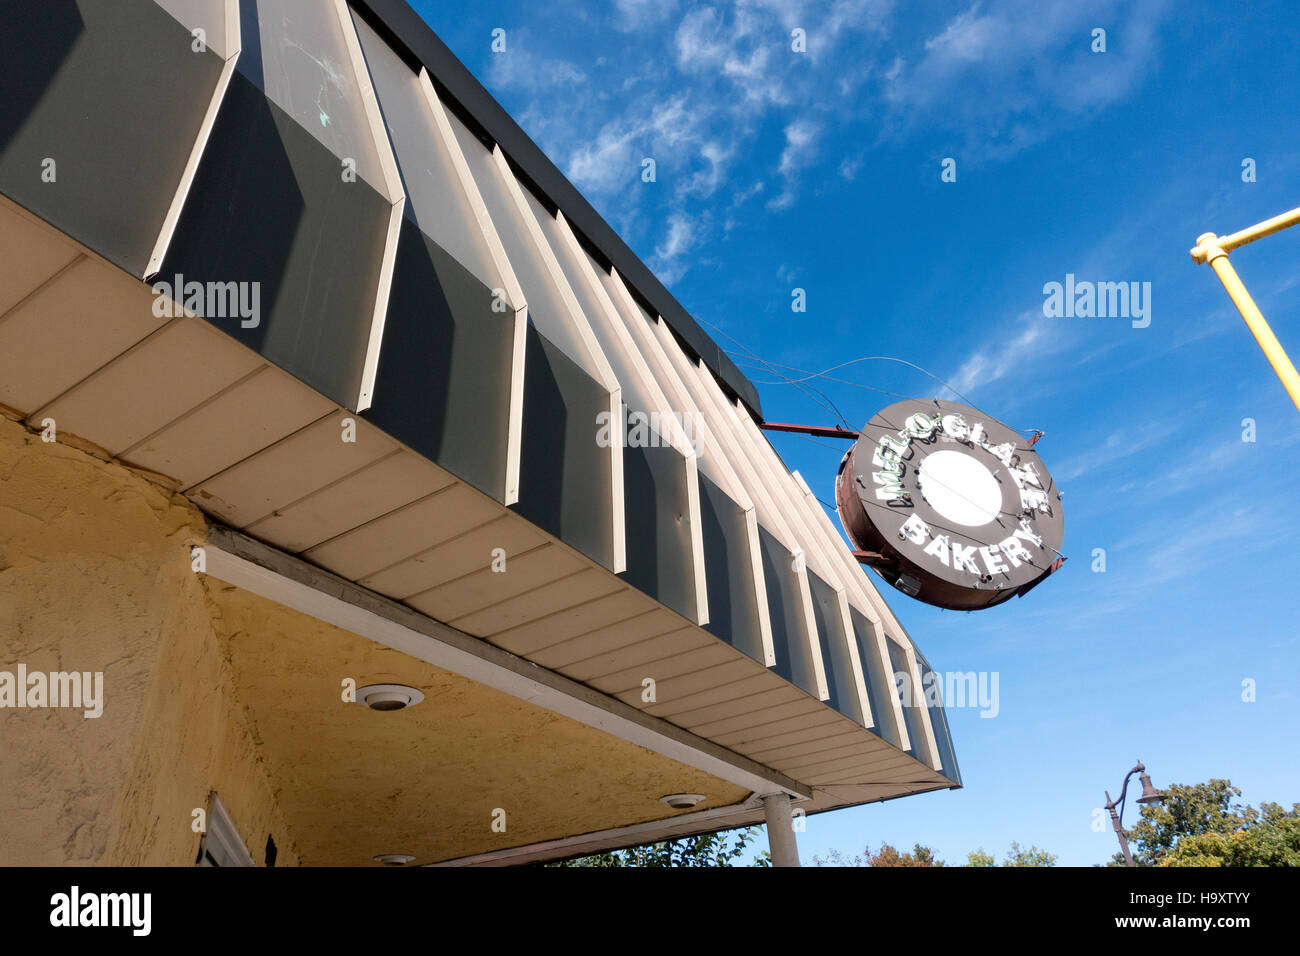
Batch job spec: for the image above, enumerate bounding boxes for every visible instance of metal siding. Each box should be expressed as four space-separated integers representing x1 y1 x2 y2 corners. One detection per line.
807 570 865 726
916 650 963 786
696 473 765 664
161 69 392 410
619 440 695 621
849 607 904 749
0 0 226 276
509 325 615 569
756 525 819 699
363 218 515 500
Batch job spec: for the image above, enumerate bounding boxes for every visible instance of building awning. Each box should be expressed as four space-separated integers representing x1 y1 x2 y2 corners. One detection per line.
0 0 958 863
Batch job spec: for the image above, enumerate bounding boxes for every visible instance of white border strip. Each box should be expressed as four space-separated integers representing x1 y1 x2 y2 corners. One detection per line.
335 0 406 413
144 0 241 281
554 213 708 624
420 73 526 505
494 148 626 573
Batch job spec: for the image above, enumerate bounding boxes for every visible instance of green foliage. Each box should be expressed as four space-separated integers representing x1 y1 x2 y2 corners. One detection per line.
1158 802 1300 867
810 843 944 866
1109 778 1300 867
966 842 1056 867
547 826 769 867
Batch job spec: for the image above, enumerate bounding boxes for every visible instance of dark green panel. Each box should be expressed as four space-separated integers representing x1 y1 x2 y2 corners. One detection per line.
849 607 904 749
697 474 764 663
0 0 225 276
620 434 695 620
510 324 614 570
757 525 818 698
361 218 514 501
160 72 392 410
807 570 864 725
916 649 962 786
886 638 928 763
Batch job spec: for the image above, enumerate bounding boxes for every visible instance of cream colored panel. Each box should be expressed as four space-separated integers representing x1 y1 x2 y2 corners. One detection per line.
488 588 660 656
448 567 628 636
525 608 689 669
643 673 780 719
304 480 502 580
190 413 396 527
601 269 749 505
245 451 454 553
2 258 172 418
665 685 807 727
556 627 707 681
405 542 588 622
35 316 258 454
587 644 740 696
621 659 769 710
358 515 544 600
123 364 335 488
0 200 81 319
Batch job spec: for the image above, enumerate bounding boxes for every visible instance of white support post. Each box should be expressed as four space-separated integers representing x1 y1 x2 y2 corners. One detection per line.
763 793 801 868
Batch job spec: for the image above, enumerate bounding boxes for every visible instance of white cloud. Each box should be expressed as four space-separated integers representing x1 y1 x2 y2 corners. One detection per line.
883 0 1170 157
613 0 679 31
948 309 1066 396
650 212 700 284
769 119 820 208
484 29 588 92
565 95 698 198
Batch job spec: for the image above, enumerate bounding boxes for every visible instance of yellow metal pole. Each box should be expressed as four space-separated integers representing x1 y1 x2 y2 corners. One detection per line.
1210 206 1300 256
1191 225 1300 415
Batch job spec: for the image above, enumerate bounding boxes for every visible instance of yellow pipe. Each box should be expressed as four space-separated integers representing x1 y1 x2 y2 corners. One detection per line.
1192 231 1300 414
1198 206 1300 260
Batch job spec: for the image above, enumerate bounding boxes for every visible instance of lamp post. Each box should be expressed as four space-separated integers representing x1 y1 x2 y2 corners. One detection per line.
1104 761 1166 867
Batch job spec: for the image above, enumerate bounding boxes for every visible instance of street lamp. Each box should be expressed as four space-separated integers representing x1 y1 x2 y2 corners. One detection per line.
1104 761 1167 867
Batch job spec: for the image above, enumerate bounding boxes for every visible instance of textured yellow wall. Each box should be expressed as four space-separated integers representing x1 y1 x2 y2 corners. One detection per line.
0 416 298 865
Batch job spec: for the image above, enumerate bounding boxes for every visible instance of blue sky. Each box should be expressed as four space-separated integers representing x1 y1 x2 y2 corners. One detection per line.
418 0 1300 865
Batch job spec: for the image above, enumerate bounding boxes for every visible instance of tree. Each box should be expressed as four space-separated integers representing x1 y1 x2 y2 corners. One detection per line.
1109 778 1300 867
810 843 943 866
548 826 770 867
967 842 1057 867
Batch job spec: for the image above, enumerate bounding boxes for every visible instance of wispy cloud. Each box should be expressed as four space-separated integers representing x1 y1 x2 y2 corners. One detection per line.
474 0 1171 286
475 2 894 284
1051 417 1184 483
882 0 1171 158
612 0 679 32
769 119 820 208
948 309 1070 397
650 211 700 283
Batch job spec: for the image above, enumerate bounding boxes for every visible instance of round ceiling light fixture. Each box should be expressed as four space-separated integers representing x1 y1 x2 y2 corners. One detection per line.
373 853 416 866
356 683 425 712
659 793 706 810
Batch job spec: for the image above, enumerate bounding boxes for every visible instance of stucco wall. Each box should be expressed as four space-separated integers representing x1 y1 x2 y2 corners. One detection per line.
0 415 297 864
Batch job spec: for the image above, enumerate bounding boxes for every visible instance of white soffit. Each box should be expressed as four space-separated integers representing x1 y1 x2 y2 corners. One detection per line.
199 536 810 802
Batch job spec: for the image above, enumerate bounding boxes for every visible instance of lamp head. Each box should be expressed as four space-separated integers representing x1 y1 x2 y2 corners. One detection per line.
1136 771 1166 805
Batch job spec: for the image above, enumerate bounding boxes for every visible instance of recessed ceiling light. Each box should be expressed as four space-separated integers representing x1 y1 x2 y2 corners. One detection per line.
356 683 425 711
373 853 416 866
659 793 706 810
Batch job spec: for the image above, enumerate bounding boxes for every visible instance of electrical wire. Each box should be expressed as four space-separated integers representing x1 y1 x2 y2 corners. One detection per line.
696 317 1065 566
733 352 1044 442
696 317 854 429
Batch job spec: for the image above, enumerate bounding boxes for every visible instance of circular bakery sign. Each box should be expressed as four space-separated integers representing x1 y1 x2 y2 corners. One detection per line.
835 398 1065 610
